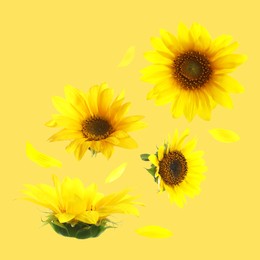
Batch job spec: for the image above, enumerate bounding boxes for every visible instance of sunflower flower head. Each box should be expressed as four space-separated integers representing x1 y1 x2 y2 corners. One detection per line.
23 175 140 239
46 83 146 160
141 129 207 207
142 23 246 121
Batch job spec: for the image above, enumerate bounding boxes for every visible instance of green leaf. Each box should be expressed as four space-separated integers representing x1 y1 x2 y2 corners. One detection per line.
140 154 150 161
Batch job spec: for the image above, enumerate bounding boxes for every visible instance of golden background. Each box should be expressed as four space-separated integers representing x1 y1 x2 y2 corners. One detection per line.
1 0 259 259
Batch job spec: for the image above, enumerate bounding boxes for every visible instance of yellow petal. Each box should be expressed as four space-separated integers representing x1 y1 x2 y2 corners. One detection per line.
118 46 135 67
117 136 138 149
48 129 83 142
101 142 114 159
158 145 165 161
208 84 233 109
52 96 83 120
209 128 240 143
26 142 62 168
55 213 75 223
214 75 244 93
45 119 58 127
136 225 173 238
148 154 159 167
144 51 172 65
76 211 100 225
105 163 127 183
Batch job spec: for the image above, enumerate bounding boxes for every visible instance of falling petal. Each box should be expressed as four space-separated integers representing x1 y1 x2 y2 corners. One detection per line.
105 163 127 183
118 46 135 67
45 119 57 127
209 128 240 143
135 225 173 238
26 142 62 168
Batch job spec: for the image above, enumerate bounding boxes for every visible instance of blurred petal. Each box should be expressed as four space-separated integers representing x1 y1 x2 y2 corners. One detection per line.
45 119 57 127
105 163 127 183
118 46 135 67
209 128 240 143
26 142 62 168
136 225 173 238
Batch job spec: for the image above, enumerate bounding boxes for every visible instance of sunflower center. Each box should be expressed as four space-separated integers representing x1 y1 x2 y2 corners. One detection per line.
82 117 113 141
158 151 187 186
180 59 202 80
173 51 212 90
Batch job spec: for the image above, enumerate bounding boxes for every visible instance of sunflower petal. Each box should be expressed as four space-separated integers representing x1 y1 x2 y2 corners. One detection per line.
136 225 173 238
45 119 58 127
52 96 83 120
144 51 172 65
209 128 240 143
214 75 244 93
26 142 62 168
208 84 233 109
148 154 159 167
48 129 83 141
76 211 99 225
118 46 135 67
64 85 89 118
160 29 179 54
105 163 127 183
117 136 138 149
55 213 75 223
158 145 165 161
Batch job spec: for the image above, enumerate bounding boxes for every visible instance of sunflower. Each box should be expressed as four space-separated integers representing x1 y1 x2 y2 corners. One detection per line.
23 174 140 239
141 23 246 121
141 129 207 207
46 83 145 159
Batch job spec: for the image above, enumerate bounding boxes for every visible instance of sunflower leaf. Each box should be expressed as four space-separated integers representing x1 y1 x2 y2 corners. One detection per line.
140 154 150 161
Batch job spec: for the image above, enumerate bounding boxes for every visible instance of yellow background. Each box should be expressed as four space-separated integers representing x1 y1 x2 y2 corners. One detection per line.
1 0 259 259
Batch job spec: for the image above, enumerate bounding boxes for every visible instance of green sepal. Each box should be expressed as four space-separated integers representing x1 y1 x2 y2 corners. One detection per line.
49 220 108 239
145 165 158 183
88 148 98 157
140 153 150 161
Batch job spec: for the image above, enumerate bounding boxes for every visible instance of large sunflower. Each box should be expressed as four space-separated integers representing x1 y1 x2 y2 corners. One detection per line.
23 174 140 239
141 23 246 121
46 83 145 159
141 129 207 207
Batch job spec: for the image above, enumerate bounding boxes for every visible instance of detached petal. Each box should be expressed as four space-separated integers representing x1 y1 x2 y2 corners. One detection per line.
118 46 136 67
136 225 173 238
105 163 127 183
209 128 240 143
26 142 62 168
